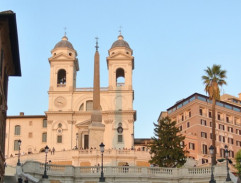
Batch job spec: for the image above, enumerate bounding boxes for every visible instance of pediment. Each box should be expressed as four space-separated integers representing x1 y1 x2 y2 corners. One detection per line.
49 53 73 61
108 52 133 59
76 119 91 127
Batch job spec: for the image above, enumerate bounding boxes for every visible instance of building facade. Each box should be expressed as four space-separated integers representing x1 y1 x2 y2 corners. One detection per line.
0 10 21 182
5 34 140 166
159 93 241 164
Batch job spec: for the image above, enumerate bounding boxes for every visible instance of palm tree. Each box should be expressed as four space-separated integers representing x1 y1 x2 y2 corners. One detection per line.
202 64 227 165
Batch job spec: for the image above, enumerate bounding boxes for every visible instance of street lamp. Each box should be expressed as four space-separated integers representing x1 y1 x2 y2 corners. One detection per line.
17 139 22 166
42 145 49 179
209 145 216 183
99 142 105 182
224 145 231 181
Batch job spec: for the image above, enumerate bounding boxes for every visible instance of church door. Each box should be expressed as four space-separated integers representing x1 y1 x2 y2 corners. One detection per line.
84 135 89 149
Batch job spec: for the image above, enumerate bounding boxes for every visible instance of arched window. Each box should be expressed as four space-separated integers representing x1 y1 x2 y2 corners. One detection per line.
116 68 125 86
57 69 66 86
14 125 21 135
86 100 93 111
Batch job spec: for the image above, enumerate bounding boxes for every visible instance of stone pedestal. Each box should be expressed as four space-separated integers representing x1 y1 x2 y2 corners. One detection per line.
89 122 105 149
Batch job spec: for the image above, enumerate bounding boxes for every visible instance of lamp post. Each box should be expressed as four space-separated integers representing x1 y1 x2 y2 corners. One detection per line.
17 139 22 166
224 145 231 181
42 145 49 179
99 142 105 182
209 145 216 183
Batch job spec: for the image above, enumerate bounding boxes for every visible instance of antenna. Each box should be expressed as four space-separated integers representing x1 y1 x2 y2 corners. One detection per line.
95 37 99 51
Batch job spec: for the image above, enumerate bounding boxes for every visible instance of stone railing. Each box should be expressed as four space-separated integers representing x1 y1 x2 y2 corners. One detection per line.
5 149 151 167
21 161 231 183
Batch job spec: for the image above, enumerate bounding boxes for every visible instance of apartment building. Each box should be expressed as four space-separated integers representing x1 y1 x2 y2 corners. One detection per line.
159 93 241 164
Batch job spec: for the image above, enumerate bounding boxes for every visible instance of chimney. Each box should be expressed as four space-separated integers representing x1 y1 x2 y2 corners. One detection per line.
20 112 24 116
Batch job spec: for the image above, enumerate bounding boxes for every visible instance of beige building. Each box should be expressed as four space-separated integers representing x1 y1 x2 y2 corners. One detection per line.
159 92 241 164
5 33 145 166
0 10 21 182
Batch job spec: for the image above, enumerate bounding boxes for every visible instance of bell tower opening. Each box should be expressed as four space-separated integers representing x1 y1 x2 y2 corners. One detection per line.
116 68 125 87
57 69 66 86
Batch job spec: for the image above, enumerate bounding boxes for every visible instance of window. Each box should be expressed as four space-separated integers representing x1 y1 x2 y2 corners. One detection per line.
181 114 184 121
228 127 233 133
180 141 185 148
201 119 206 126
210 133 213 139
201 132 207 138
199 108 203 116
189 143 195 150
219 124 225 131
14 140 19 151
220 148 225 158
116 68 125 86
217 113 221 120
189 111 191 117
86 100 93 111
234 118 238 124
57 69 66 86
57 135 62 143
28 132 33 138
14 125 21 135
219 135 225 142
179 125 182 131
42 133 47 142
226 116 230 123
202 144 207 154
118 135 123 143
228 138 234 144
229 151 234 158
43 119 47 128
236 141 241 147
209 111 212 118
210 122 212 127
29 121 32 126
236 129 241 135
187 122 190 128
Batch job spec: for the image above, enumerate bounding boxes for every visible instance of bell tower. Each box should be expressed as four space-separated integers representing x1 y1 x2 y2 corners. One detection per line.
106 34 136 149
48 35 79 111
48 35 79 93
107 34 134 91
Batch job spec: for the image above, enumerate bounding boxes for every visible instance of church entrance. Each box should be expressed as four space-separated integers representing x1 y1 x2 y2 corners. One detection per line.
84 135 89 149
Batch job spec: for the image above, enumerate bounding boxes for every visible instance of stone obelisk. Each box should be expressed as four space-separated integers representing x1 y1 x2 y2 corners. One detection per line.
89 38 105 148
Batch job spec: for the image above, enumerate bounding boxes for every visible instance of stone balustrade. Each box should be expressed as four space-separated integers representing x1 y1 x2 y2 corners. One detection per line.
21 161 232 183
6 149 151 167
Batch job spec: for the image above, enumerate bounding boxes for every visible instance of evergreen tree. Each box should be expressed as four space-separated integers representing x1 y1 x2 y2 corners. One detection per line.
235 149 241 175
149 116 187 167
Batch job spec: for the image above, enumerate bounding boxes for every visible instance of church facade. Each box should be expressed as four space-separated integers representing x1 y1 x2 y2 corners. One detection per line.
5 34 137 161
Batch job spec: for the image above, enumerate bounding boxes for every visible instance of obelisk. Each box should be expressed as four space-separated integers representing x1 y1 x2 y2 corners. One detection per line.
89 37 105 148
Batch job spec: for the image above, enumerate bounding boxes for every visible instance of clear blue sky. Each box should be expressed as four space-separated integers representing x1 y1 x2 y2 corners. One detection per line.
2 1 241 138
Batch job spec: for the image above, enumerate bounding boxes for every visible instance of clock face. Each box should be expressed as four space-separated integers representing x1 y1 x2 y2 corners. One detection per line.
54 96 66 108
